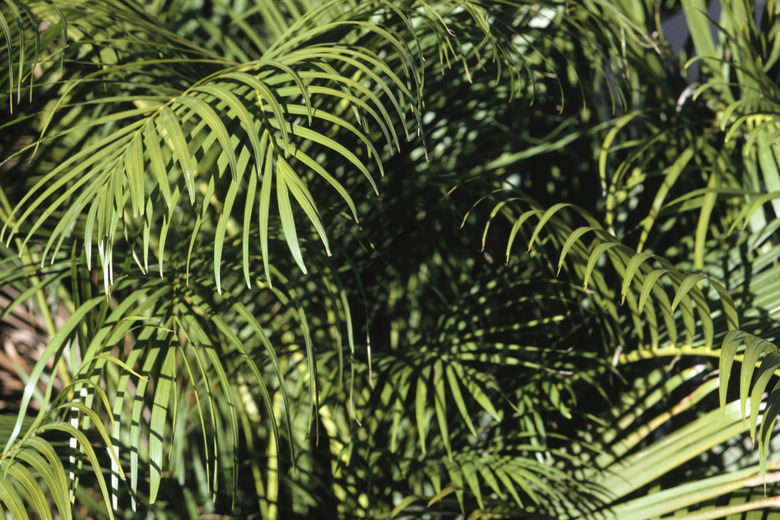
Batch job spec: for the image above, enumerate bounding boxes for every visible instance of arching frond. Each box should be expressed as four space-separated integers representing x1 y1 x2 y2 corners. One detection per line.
3 0 780 518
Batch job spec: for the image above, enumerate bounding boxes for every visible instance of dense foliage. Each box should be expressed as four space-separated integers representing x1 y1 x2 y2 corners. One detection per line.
1 0 780 518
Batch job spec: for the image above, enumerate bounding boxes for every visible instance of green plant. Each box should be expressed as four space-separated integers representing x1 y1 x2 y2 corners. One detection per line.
1 0 779 518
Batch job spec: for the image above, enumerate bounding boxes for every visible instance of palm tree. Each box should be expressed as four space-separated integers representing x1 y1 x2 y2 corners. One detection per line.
1 0 780 518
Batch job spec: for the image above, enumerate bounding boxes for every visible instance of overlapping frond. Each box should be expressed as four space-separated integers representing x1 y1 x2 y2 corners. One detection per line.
577 366 780 519
0 0 428 293
3 0 780 518
0 414 116 520
0 1 542 515
472 194 738 349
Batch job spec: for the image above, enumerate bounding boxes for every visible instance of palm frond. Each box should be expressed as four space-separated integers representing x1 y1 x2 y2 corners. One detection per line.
3 1 780 518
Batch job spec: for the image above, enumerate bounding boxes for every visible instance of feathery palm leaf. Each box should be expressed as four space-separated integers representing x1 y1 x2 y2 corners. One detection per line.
2 1 780 519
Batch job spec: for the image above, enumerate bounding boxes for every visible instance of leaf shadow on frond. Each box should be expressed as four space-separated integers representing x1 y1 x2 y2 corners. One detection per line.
343 248 620 517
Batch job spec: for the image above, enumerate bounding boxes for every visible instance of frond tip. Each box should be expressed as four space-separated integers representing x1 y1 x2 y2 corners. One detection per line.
719 330 780 480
